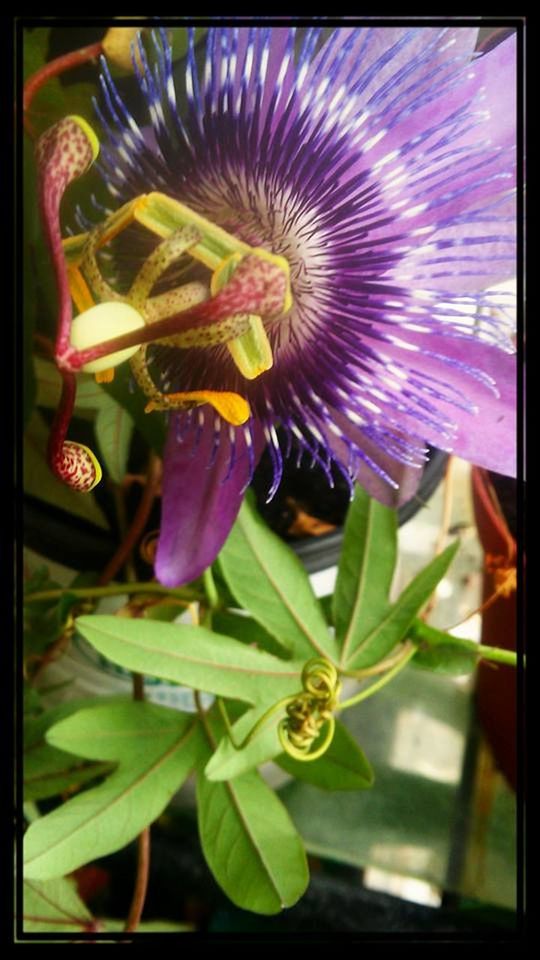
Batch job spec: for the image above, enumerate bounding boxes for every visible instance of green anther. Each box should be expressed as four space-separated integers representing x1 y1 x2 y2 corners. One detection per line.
134 192 251 271
226 315 274 379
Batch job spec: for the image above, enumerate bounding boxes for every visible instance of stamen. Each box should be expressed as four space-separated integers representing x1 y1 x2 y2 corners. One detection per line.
145 389 250 426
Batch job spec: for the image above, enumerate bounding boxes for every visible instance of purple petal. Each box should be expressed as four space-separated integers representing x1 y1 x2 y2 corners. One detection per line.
371 333 517 476
325 410 425 508
304 27 479 110
155 411 265 587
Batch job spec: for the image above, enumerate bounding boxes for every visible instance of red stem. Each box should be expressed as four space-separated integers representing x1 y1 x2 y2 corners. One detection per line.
97 453 162 586
23 41 103 138
124 828 151 933
47 370 76 470
38 173 74 358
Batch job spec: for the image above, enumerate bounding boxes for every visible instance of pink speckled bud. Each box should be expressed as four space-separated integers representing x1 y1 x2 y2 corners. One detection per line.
51 440 102 492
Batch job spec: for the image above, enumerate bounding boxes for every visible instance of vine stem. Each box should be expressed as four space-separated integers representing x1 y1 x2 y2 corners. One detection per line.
408 620 519 667
97 453 162 586
202 567 220 611
23 41 104 138
24 582 203 604
123 828 151 933
124 667 149 933
337 643 417 712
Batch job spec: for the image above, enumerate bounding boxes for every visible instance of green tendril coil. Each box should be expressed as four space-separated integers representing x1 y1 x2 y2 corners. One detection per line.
278 658 341 762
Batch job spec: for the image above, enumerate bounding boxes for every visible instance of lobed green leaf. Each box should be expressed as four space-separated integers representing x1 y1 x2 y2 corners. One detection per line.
204 700 286 782
219 494 337 662
334 485 398 668
75 614 303 705
22 877 94 934
346 541 460 670
197 712 308 915
23 702 204 880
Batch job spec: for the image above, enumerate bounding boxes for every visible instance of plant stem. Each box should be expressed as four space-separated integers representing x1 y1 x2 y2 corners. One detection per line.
194 690 217 750
24 582 203 604
23 41 104 138
340 643 414 679
201 567 220 628
408 619 519 667
98 453 162 586
124 657 148 933
337 643 416 712
202 567 220 611
123 827 151 933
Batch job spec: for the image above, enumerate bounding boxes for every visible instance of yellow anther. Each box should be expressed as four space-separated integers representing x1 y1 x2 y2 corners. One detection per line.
95 368 115 383
68 265 95 314
145 389 250 425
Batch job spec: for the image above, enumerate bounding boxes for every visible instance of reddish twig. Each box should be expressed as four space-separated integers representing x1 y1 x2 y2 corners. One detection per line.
123 827 151 933
98 453 162 586
23 41 103 138
123 667 150 933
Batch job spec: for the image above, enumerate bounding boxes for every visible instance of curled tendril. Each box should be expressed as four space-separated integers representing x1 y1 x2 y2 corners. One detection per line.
278 658 341 763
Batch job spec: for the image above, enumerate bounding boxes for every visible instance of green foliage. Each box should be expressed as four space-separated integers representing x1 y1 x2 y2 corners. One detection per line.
24 701 204 880
345 540 460 670
334 484 398 667
22 876 94 933
197 711 309 915
22 473 507 918
276 719 374 791
75 614 304 705
219 492 337 661
24 698 115 801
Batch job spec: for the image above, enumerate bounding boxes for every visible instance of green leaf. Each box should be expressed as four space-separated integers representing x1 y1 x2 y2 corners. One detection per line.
212 610 288 659
101 361 167 456
22 877 94 933
412 644 477 675
334 485 398 668
219 494 337 662
23 27 51 83
276 720 374 791
75 615 303 705
205 700 286 782
142 601 187 623
94 395 134 483
346 541 460 670
24 411 110 530
34 358 111 412
24 568 64 657
23 702 203 880
24 698 115 802
197 715 309 915
169 26 207 64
